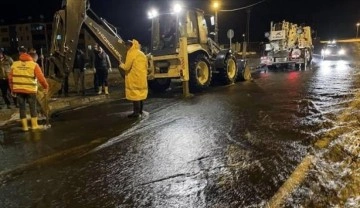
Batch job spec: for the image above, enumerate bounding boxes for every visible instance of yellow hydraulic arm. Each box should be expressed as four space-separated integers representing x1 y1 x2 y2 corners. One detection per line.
40 0 128 115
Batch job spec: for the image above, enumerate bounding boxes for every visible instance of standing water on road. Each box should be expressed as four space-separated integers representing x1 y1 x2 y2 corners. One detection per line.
0 58 359 207
284 60 360 207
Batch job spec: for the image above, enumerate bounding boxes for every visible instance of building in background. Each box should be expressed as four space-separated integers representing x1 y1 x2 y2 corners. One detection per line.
0 25 10 49
0 21 96 57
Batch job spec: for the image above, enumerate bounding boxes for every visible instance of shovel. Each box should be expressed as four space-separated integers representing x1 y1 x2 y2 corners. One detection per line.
44 93 51 128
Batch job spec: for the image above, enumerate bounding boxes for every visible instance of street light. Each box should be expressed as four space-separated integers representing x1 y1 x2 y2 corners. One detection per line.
212 1 220 43
356 22 360 38
172 3 183 14
147 8 158 19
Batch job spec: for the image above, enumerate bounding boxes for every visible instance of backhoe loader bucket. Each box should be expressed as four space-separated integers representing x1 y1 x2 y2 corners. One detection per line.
36 78 62 117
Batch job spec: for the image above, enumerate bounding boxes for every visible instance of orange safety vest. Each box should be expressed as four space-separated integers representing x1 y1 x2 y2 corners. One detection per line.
11 61 38 93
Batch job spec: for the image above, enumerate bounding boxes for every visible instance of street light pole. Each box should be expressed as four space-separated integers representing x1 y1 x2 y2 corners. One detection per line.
215 10 218 43
246 9 251 44
213 1 220 43
356 23 360 38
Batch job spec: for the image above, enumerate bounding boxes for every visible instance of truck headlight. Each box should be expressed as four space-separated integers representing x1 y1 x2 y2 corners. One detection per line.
265 44 272 51
338 49 345 55
324 49 331 55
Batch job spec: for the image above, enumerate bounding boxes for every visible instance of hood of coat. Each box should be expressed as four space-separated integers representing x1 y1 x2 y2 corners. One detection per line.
19 53 34 62
129 39 141 51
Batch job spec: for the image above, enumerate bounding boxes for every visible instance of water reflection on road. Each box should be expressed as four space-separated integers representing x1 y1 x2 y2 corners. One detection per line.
0 58 358 207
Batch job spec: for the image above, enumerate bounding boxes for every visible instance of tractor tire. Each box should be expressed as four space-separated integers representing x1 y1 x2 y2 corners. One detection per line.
189 54 212 92
218 56 238 85
238 64 252 81
148 78 171 93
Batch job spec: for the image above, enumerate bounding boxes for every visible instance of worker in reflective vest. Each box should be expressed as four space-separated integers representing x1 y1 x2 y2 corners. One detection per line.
8 46 49 131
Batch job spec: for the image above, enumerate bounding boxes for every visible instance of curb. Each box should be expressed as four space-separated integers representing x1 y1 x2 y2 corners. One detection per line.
0 92 125 126
48 94 121 112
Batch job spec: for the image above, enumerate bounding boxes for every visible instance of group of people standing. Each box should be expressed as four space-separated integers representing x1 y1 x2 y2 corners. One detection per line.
64 40 149 119
58 44 112 97
0 37 148 132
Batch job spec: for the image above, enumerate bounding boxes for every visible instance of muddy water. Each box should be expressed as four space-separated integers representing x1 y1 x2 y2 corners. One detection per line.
0 58 357 207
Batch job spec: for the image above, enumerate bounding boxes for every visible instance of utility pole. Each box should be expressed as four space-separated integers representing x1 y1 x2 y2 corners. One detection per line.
246 9 251 44
357 23 360 38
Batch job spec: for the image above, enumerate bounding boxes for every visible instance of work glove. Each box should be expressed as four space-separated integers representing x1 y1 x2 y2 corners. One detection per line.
11 92 16 97
92 68 96 73
108 68 112 72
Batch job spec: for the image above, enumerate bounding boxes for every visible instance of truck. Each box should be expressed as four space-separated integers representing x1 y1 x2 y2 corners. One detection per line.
260 20 313 70
39 0 252 115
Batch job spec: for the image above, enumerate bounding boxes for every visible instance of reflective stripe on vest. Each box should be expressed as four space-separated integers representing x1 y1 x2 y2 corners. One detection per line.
12 61 37 93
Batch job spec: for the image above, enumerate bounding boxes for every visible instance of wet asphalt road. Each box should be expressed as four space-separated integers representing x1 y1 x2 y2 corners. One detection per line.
0 57 357 207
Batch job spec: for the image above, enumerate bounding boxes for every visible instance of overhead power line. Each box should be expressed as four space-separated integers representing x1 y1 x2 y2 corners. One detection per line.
219 0 266 12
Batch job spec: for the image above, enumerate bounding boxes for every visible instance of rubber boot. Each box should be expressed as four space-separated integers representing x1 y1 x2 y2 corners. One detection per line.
140 100 143 115
31 117 43 130
104 86 109 95
97 86 102 95
128 101 141 118
21 119 29 131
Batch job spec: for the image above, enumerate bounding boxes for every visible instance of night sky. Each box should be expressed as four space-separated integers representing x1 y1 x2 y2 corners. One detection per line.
0 0 359 45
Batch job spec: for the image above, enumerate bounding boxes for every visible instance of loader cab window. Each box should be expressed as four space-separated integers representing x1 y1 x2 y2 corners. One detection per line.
184 11 199 44
186 11 197 37
151 14 179 54
274 23 283 31
197 12 208 44
150 11 200 54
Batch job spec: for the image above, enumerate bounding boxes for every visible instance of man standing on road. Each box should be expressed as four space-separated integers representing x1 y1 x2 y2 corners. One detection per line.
119 39 148 118
73 49 86 95
93 46 111 95
9 46 49 131
0 49 16 109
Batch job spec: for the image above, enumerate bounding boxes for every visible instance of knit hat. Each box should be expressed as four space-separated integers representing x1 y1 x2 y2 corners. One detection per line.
18 46 28 53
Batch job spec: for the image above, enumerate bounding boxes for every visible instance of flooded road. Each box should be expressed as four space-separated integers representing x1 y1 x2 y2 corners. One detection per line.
0 58 359 207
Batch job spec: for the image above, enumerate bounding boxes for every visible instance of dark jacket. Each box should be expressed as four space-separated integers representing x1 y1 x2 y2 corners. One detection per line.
0 55 13 79
74 50 86 72
93 51 111 70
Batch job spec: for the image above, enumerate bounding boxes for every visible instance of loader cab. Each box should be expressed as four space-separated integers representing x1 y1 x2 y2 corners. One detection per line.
150 9 209 56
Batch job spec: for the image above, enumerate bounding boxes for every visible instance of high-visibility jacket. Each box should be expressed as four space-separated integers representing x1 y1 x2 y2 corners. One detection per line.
9 53 48 94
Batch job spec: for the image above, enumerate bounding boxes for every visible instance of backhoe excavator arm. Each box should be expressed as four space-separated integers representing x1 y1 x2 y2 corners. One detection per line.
48 0 127 79
83 9 127 63
41 0 128 115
